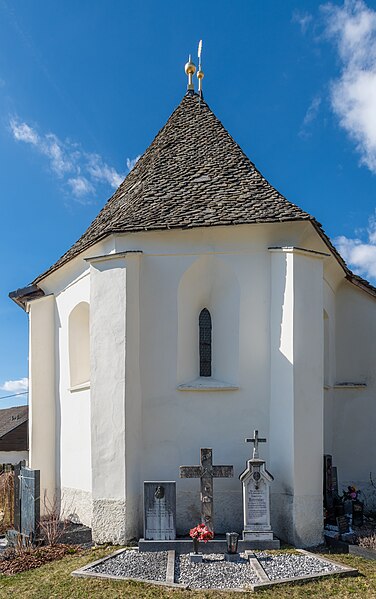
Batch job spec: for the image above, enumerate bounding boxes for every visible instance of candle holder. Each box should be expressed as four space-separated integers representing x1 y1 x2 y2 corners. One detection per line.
225 532 239 561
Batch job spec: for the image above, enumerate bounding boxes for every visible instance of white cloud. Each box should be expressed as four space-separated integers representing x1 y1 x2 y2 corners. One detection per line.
1 377 29 393
10 120 39 145
335 213 376 280
322 0 376 174
292 10 313 34
299 96 322 137
67 176 94 197
127 155 141 171
87 154 124 188
9 117 126 199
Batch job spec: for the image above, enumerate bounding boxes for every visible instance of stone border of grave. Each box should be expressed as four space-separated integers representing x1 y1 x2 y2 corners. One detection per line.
71 548 188 589
249 550 358 591
71 547 358 591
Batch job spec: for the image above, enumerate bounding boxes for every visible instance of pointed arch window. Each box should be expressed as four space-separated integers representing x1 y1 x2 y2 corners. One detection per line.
199 308 212 377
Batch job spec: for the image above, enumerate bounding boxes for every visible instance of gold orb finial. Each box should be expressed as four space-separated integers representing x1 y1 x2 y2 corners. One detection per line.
185 54 196 92
185 54 196 76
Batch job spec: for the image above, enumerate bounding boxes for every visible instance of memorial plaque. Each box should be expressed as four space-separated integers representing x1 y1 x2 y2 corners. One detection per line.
352 501 364 527
324 454 333 509
246 478 268 527
337 515 350 534
143 481 176 540
331 466 338 496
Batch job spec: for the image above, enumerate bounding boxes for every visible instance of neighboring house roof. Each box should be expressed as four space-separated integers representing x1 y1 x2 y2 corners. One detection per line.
9 91 376 302
0 406 28 439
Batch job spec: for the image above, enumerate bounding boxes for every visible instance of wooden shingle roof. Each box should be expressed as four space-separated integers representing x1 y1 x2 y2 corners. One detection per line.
34 92 313 284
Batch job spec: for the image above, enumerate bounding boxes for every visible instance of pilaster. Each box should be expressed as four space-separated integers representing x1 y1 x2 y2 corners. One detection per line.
28 294 56 509
269 247 325 547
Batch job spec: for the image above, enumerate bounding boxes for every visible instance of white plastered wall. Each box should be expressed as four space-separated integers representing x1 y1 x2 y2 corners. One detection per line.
112 222 326 545
333 281 376 509
55 270 92 525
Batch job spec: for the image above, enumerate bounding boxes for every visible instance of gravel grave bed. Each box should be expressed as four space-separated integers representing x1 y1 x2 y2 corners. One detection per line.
88 549 168 582
175 553 259 589
255 551 345 581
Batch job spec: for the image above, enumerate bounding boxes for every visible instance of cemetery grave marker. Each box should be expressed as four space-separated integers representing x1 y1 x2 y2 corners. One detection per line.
144 481 176 540
180 448 233 533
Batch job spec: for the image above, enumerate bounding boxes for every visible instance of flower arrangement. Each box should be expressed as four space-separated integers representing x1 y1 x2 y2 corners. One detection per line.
189 523 214 542
343 485 361 501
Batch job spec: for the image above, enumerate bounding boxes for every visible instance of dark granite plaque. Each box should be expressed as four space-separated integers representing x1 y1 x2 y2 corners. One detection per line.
324 454 333 509
352 501 364 527
20 466 40 539
331 466 338 496
143 482 176 540
337 515 349 534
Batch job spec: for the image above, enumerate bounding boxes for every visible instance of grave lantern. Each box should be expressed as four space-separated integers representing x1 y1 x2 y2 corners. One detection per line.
226 532 239 554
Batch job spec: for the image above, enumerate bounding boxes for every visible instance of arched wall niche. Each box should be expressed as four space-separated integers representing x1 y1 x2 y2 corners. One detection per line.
69 301 90 388
177 255 240 385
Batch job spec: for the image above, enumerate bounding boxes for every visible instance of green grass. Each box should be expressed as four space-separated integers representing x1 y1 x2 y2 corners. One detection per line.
0 547 375 598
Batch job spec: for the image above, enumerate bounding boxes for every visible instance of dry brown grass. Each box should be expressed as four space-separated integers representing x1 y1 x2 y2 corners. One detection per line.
0 470 14 534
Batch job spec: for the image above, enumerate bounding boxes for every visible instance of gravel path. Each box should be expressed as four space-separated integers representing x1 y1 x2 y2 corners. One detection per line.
255 551 345 581
88 549 168 582
175 553 259 589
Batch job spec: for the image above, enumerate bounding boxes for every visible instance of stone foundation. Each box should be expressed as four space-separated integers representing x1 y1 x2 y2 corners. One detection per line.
92 498 127 544
61 487 93 528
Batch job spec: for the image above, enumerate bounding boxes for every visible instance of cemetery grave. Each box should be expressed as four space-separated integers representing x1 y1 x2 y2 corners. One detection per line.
73 547 357 590
72 436 358 590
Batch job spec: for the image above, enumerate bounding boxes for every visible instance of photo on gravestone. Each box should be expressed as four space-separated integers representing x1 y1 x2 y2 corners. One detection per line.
143 481 176 540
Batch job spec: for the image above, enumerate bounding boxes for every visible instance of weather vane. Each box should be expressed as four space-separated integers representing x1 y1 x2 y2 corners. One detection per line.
197 39 204 98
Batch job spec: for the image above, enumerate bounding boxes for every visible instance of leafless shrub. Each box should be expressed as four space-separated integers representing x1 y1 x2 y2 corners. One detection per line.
39 491 69 546
357 533 376 550
0 470 14 533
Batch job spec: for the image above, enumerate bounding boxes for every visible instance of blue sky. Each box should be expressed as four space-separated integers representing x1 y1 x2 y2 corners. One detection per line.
1 0 376 408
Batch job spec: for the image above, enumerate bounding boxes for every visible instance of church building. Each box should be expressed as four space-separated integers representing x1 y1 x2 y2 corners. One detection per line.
10 58 376 548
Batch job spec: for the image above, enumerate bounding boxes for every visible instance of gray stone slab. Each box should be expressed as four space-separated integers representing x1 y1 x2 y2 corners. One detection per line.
349 545 376 560
166 550 175 583
143 482 176 540
20 466 40 539
138 537 280 552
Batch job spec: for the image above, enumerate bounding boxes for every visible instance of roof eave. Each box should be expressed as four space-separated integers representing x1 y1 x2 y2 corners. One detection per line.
9 284 45 311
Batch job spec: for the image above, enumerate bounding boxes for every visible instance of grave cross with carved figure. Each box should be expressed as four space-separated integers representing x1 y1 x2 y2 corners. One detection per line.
180 448 233 533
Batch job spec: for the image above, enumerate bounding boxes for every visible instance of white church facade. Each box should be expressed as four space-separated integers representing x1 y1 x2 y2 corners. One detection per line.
10 82 376 548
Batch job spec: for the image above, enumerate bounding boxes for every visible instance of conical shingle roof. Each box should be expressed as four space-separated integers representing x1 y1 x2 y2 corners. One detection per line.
34 92 314 283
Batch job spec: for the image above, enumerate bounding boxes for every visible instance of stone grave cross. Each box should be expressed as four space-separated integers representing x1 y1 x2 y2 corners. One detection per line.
180 448 233 533
245 430 266 459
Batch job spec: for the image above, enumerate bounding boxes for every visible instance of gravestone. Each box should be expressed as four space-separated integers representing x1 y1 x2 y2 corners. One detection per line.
324 454 336 523
9 464 40 545
180 448 233 533
20 466 40 539
143 482 176 540
337 515 350 534
331 466 338 497
240 431 275 543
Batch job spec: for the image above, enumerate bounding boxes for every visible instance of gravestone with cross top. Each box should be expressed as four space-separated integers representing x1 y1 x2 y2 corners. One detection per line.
245 430 266 460
240 430 276 543
180 448 233 534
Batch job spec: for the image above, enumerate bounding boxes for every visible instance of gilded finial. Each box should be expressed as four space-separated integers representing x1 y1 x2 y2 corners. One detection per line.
197 40 204 98
185 54 196 92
